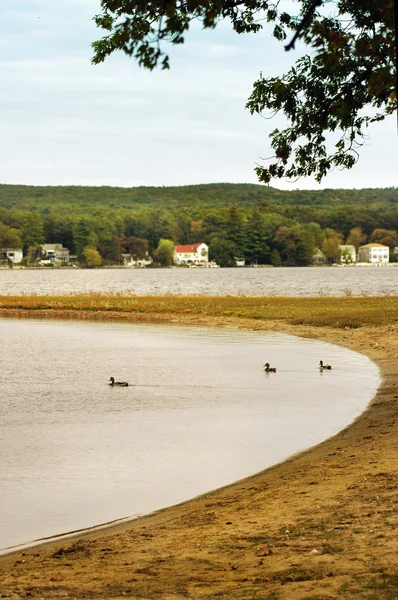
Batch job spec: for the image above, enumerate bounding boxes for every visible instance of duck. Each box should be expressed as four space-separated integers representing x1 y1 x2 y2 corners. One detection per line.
109 377 129 387
319 360 332 370
264 363 276 373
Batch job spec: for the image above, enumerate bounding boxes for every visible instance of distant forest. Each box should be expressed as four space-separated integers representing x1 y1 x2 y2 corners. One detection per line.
1 183 397 266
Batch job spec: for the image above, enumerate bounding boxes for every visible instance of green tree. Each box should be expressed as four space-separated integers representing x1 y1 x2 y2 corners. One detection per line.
0 223 22 248
370 228 398 250
73 218 99 256
22 213 44 251
209 235 237 267
154 238 174 266
341 247 354 264
291 224 316 266
243 209 271 265
272 224 315 266
44 211 75 251
92 1 395 183
152 211 178 245
225 207 246 250
322 230 343 264
271 249 282 266
83 247 103 267
305 222 325 250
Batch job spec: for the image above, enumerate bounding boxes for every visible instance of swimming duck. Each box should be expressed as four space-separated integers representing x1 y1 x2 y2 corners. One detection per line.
264 363 276 373
319 360 332 370
109 377 129 387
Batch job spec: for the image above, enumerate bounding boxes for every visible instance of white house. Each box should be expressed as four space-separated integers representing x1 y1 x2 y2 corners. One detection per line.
311 248 327 265
0 248 23 265
358 243 389 264
122 252 153 268
41 243 70 264
174 243 208 266
339 244 356 264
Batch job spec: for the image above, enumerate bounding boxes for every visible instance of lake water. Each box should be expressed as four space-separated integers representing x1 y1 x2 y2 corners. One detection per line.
0 266 397 296
0 318 380 553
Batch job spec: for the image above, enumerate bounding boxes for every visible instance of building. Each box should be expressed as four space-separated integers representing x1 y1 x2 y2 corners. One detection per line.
0 248 23 266
358 243 389 264
339 244 356 264
174 243 208 266
41 244 70 264
122 252 153 268
311 248 327 265
235 257 245 267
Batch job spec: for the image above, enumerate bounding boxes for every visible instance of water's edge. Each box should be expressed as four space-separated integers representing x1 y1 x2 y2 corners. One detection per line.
0 317 381 557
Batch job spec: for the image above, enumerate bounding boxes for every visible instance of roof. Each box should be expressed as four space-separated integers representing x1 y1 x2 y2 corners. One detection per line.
359 243 389 248
312 248 326 258
175 243 204 253
43 244 67 250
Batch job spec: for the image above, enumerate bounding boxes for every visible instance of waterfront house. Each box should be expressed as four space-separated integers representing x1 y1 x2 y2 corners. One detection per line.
174 243 209 266
41 244 70 264
311 248 327 265
339 244 356 264
0 248 23 266
358 243 389 264
122 252 153 268
235 257 245 267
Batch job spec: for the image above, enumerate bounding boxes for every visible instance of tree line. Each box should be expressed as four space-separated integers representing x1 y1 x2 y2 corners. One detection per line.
0 184 397 266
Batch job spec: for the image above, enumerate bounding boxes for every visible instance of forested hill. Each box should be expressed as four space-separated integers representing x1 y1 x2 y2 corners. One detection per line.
1 183 397 268
1 183 398 212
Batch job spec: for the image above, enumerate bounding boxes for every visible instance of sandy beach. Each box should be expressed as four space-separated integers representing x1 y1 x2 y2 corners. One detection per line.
0 308 397 599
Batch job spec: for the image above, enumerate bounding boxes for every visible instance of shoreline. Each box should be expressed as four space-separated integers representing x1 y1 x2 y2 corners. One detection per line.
0 308 397 598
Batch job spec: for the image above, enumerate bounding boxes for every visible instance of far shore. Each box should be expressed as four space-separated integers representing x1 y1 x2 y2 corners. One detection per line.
1 261 398 270
0 295 397 599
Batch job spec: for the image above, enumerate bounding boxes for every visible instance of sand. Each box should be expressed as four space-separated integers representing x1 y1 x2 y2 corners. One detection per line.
0 315 397 599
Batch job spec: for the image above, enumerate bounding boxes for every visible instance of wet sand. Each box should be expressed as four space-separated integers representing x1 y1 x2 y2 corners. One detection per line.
0 312 397 599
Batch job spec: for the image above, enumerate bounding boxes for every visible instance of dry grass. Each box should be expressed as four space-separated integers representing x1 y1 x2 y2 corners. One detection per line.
1 293 398 328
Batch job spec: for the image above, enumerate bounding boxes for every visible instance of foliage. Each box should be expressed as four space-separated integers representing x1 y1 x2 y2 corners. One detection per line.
74 218 99 256
322 230 343 264
0 222 22 248
370 228 398 250
82 247 103 267
25 246 43 266
22 213 44 250
346 226 367 249
91 1 396 183
154 238 175 266
208 235 237 267
0 183 397 266
340 246 354 264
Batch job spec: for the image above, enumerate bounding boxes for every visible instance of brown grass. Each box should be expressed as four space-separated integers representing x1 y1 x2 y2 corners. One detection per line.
1 293 398 328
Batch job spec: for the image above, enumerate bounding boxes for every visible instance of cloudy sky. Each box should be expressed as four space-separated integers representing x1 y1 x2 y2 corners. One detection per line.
1 0 397 190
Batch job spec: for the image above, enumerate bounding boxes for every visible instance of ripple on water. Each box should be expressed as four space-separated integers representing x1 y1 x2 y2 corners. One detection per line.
0 266 397 296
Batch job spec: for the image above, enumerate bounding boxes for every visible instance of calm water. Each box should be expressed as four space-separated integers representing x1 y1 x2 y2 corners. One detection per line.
0 318 380 553
0 266 397 296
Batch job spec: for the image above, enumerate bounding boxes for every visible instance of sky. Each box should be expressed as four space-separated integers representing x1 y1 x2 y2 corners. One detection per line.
0 0 397 191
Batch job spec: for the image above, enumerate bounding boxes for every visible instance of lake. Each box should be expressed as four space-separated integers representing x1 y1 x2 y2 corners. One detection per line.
0 318 380 553
0 266 397 296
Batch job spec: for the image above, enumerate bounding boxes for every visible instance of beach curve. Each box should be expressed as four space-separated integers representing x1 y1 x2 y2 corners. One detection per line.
0 309 397 599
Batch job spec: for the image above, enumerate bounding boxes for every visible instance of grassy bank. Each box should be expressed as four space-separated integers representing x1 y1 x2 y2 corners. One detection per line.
1 293 398 328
